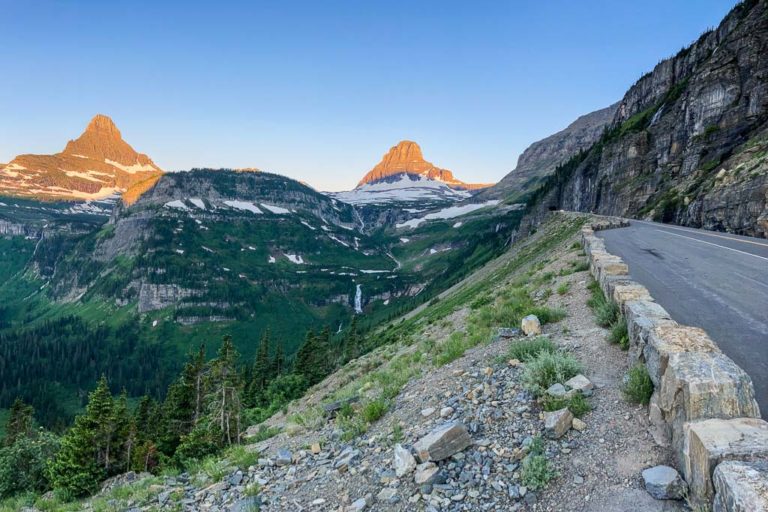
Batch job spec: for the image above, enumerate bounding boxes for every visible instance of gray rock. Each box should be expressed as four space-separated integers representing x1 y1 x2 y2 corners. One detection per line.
642 465 687 500
394 444 417 477
413 421 472 462
414 462 444 485
544 408 573 439
564 374 593 396
323 396 359 417
231 496 261 512
334 446 361 472
275 448 292 466
713 460 768 512
376 487 399 504
546 383 567 397
346 497 368 511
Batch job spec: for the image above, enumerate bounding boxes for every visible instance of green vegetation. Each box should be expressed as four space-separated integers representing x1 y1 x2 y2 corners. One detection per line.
586 280 619 328
521 437 557 490
541 393 591 418
522 351 582 396
608 318 630 350
622 365 654 404
507 337 557 362
556 282 570 295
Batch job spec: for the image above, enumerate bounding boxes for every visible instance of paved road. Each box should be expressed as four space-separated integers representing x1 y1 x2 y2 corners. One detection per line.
598 220 768 416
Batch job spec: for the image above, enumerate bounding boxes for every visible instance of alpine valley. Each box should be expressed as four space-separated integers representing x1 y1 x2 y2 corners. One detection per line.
1 1 768 508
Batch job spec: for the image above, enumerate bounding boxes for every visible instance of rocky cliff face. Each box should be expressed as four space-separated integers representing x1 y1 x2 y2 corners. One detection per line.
357 141 493 191
482 103 618 199
528 0 768 238
0 114 163 204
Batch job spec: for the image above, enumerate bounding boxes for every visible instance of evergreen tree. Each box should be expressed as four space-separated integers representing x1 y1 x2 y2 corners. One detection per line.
50 376 113 496
207 336 242 446
158 346 206 455
247 331 271 405
293 328 332 386
3 398 34 446
112 390 133 474
271 342 285 378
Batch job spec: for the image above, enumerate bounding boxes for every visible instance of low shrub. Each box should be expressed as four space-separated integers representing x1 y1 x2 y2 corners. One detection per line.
573 261 589 272
556 282 570 295
522 352 582 396
622 365 654 404
434 332 467 366
361 398 389 424
521 454 556 490
508 337 557 362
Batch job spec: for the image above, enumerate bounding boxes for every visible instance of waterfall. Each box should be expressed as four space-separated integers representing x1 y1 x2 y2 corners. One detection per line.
354 284 363 314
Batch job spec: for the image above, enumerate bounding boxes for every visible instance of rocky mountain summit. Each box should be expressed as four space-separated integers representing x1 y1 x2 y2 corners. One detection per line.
0 114 163 204
357 141 491 191
333 141 492 205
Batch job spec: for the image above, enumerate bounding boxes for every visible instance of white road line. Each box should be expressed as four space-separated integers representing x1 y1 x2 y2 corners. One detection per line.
635 220 768 248
656 230 768 262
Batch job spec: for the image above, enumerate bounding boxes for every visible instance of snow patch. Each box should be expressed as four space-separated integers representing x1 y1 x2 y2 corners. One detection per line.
261 203 291 214
224 200 262 214
165 200 189 210
189 198 206 209
284 253 304 264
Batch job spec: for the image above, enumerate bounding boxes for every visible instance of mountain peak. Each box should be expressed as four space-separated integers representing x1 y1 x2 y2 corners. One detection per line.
357 140 493 191
1 115 163 203
84 114 121 137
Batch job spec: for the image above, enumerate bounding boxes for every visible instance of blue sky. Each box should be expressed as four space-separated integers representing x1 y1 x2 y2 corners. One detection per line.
1 1 735 190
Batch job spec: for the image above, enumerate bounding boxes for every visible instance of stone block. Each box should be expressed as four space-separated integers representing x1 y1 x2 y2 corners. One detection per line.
713 460 768 512
661 352 760 465
683 418 768 506
544 408 573 439
644 325 721 387
625 300 677 366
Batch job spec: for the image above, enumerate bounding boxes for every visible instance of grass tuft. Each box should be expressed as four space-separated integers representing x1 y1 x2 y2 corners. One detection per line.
622 365 654 404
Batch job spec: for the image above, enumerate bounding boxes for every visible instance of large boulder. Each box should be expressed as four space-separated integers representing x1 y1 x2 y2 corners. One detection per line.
521 315 541 336
413 421 472 462
683 418 768 507
660 352 761 465
713 460 768 512
625 300 677 366
644 325 721 386
641 465 687 500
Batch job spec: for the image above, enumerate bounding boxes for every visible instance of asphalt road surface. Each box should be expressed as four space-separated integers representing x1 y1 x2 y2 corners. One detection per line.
598 220 768 416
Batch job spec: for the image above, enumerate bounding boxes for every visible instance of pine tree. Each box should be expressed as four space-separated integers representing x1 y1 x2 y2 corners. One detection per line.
271 342 285 378
293 328 332 386
4 398 34 446
50 376 114 496
158 346 206 455
207 336 242 446
112 390 133 473
247 330 271 405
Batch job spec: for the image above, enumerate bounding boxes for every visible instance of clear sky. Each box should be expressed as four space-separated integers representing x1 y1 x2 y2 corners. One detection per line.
1 0 735 191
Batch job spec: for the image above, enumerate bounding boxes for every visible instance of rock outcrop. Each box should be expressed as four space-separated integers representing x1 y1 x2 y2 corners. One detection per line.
482 103 618 199
0 114 163 204
526 1 768 237
357 141 493 191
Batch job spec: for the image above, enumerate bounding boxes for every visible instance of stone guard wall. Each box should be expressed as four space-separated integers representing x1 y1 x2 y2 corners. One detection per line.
581 218 768 510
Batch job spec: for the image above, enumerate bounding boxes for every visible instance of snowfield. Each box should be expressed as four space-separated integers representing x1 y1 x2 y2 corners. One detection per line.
396 200 500 229
330 174 471 205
